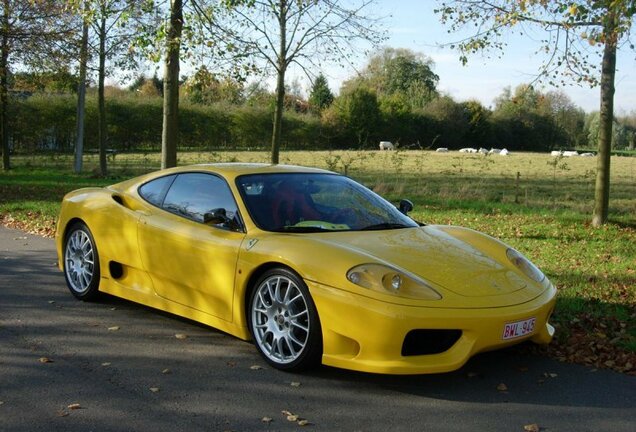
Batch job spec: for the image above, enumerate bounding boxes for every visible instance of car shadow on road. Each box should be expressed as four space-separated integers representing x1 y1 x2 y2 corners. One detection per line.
10 279 636 412
302 346 635 409
92 291 636 410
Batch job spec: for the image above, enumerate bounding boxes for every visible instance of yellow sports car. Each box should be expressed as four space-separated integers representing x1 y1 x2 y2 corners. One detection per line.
56 163 556 374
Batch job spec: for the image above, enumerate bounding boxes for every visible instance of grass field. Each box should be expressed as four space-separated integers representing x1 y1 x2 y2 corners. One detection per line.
1 150 635 373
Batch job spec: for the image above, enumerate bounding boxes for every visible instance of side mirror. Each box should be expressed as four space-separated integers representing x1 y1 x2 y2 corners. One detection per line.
398 199 414 215
203 208 230 225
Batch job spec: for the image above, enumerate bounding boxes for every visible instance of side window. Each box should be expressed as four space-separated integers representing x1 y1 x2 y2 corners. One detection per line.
162 173 240 227
138 175 176 207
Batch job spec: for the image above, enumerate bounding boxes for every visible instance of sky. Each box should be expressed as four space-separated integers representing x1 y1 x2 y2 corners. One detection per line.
318 0 636 114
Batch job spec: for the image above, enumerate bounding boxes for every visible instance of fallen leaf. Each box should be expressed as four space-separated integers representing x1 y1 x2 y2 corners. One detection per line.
101 362 111 367
107 326 120 331
290 381 301 387
149 387 160 393
0 401 4 406
161 368 171 374
281 410 303 422
39 357 53 363
261 417 273 424
57 410 69 417
175 333 188 340
226 361 236 368
110 307 117 311
466 372 480 378
48 300 55 304
298 419 311 426
524 424 540 432
250 365 263 370
496 383 508 392
67 403 81 410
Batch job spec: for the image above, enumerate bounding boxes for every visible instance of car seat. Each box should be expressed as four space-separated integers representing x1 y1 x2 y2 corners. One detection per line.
271 181 321 227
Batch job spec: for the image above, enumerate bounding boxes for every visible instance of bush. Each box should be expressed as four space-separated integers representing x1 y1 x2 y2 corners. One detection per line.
10 94 77 153
7 89 581 155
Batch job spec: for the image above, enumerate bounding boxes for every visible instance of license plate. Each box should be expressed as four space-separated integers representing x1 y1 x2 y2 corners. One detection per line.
502 317 536 340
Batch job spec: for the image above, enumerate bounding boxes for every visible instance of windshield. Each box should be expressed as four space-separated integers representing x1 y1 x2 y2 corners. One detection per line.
236 173 418 232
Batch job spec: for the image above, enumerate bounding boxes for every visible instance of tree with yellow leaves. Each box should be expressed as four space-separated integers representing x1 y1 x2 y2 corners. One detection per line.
435 0 635 226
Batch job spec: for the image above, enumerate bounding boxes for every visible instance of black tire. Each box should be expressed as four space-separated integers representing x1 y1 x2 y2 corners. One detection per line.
63 222 101 301
248 267 322 372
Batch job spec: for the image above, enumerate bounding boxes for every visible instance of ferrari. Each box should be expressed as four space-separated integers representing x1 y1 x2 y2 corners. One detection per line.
56 163 556 374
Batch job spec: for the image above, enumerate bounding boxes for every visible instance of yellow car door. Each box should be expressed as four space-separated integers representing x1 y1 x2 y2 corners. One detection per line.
137 172 246 322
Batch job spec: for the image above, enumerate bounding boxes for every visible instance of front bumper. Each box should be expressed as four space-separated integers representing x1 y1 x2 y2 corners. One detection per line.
308 281 556 375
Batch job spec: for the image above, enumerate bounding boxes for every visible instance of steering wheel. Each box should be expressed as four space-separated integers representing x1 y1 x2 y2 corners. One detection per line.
332 207 362 226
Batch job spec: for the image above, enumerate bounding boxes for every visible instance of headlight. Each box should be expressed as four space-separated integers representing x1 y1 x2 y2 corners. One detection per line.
346 264 442 300
506 248 545 283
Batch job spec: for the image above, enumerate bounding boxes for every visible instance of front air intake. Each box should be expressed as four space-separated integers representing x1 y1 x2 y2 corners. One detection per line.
401 329 462 356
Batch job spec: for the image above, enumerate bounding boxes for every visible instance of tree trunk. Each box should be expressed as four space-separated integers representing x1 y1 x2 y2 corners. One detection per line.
97 14 107 176
1 0 10 171
161 0 182 170
270 0 287 165
74 14 89 174
271 67 286 165
592 17 617 227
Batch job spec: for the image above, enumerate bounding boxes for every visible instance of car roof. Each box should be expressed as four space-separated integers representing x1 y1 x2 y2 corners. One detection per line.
109 163 336 193
187 163 333 176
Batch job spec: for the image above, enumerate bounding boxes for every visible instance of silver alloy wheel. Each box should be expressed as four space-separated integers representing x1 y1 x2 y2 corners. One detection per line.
251 275 310 364
64 229 95 294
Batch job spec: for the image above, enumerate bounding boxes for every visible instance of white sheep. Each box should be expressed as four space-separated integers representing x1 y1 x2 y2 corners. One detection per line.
551 150 562 156
563 151 579 157
435 147 449 152
459 148 477 153
379 141 394 150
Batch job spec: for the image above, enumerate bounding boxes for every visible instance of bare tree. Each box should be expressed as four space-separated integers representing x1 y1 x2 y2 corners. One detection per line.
161 0 182 169
201 0 385 164
68 0 157 176
0 1 71 170
435 0 635 226
74 4 89 174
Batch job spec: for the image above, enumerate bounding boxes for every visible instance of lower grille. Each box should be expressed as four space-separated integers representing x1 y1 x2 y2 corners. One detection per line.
401 329 462 356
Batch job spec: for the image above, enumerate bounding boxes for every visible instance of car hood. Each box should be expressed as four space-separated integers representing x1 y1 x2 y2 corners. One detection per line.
306 225 548 307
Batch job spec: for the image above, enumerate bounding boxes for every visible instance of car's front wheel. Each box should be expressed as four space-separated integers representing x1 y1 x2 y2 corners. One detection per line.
63 222 100 301
248 268 322 371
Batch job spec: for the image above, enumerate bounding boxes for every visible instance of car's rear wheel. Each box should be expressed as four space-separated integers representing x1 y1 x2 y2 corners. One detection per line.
248 268 322 371
63 222 100 301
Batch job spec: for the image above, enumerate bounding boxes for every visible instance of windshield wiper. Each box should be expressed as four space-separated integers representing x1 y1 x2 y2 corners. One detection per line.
359 222 412 231
276 225 342 233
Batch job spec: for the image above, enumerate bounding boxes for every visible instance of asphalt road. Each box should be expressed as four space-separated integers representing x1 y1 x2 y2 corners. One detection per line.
1 226 634 432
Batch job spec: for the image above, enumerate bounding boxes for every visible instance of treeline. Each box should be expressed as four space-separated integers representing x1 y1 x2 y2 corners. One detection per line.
9 87 635 154
9 93 322 153
8 48 636 154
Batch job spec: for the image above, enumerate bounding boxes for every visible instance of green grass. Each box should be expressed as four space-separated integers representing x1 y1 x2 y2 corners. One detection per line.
2 150 635 364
